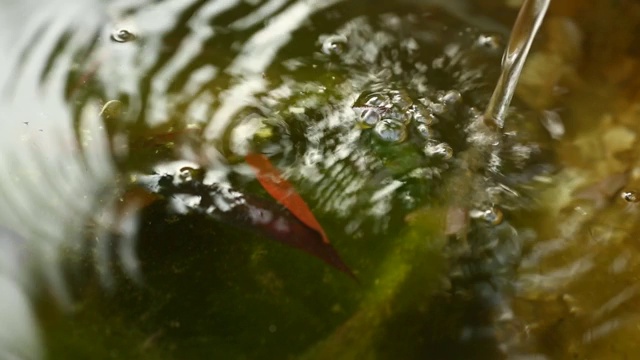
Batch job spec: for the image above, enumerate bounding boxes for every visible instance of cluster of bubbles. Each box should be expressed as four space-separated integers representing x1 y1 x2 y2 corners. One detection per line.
352 89 456 160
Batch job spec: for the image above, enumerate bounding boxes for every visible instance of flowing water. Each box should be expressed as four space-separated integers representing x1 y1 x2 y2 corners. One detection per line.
1 0 640 359
484 0 549 129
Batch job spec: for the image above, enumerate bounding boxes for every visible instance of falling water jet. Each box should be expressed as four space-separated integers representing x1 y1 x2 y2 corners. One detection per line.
483 0 551 130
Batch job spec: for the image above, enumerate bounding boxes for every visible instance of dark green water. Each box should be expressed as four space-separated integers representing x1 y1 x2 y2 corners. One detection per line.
1 0 640 359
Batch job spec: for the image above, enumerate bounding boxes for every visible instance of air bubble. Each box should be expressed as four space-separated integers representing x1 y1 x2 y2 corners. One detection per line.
358 108 381 128
321 35 347 55
469 207 504 225
415 123 431 139
621 190 639 203
401 193 416 208
410 104 435 125
99 100 123 120
428 102 446 115
389 90 412 110
374 119 407 143
364 92 390 108
476 34 502 51
385 107 411 124
179 166 202 182
466 107 482 118
441 90 462 105
540 110 565 140
424 142 453 159
111 28 136 43
483 207 503 225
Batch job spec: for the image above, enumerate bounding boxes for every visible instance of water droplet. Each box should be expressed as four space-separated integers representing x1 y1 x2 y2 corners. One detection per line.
621 190 638 203
111 28 136 43
424 142 453 159
321 35 347 55
374 119 407 143
358 108 381 128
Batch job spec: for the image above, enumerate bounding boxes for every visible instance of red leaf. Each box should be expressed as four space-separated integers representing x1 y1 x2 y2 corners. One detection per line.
245 153 330 244
245 153 356 279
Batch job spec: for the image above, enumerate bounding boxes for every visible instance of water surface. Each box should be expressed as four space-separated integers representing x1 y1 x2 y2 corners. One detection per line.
1 0 640 359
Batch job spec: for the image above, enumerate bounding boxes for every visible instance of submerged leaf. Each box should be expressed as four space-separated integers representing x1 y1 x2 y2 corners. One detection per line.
245 153 355 278
245 153 330 244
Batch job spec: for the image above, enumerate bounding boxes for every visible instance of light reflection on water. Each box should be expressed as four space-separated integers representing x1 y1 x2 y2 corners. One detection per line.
0 0 639 359
0 1 113 358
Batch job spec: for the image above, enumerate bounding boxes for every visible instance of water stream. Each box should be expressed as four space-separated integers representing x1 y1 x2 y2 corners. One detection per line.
484 0 550 129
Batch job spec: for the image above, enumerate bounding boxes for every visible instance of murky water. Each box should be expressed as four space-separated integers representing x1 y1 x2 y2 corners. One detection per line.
1 0 640 359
